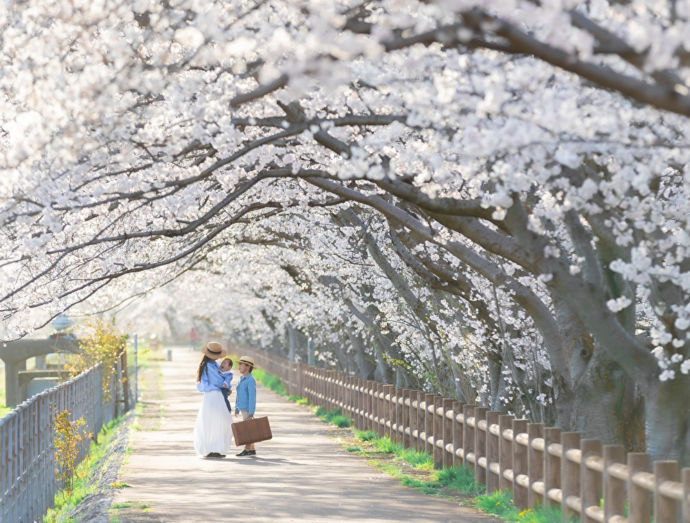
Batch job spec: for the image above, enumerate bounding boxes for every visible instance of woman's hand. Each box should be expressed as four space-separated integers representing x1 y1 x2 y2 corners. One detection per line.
247 414 254 420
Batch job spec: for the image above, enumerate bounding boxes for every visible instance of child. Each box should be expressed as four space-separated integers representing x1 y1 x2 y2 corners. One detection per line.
219 358 233 413
234 356 257 456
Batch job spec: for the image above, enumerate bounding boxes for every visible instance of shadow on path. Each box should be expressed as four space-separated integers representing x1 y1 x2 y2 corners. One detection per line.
112 347 498 522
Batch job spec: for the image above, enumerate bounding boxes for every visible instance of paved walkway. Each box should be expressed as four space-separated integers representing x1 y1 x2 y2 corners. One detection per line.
113 346 497 522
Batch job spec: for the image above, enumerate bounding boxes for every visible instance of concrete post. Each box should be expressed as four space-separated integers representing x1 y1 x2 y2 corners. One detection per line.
307 337 315 366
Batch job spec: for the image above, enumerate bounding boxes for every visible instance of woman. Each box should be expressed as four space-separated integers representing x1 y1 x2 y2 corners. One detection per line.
193 341 233 458
234 355 257 456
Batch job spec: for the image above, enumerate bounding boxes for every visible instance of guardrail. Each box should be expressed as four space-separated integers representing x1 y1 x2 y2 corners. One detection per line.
237 345 690 523
0 350 132 522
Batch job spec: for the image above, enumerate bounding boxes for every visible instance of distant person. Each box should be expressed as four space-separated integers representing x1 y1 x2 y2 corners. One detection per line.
219 357 234 412
189 328 198 350
193 342 233 458
234 355 257 457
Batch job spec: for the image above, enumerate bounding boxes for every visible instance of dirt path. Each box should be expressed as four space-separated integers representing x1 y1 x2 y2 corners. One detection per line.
112 346 498 522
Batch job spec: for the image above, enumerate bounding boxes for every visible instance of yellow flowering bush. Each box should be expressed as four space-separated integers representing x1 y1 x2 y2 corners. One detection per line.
53 409 91 493
66 318 128 401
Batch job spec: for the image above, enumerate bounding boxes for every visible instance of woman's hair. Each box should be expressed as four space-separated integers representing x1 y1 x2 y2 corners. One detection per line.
197 355 212 382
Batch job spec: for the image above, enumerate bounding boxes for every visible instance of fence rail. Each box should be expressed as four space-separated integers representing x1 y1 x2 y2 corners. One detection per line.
237 345 690 523
0 350 132 523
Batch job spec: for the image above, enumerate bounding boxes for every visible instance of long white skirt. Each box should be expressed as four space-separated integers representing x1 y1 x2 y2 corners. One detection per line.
193 390 233 456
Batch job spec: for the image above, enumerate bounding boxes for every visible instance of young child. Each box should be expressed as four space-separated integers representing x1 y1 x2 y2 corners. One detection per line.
219 358 233 413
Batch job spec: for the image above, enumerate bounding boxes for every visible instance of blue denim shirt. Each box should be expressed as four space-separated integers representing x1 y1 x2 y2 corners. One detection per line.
234 374 256 415
197 361 232 392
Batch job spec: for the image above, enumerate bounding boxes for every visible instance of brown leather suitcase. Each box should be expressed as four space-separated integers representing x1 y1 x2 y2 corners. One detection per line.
232 416 272 446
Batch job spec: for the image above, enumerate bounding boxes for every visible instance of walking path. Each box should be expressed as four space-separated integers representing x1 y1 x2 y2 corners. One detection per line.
112 346 498 522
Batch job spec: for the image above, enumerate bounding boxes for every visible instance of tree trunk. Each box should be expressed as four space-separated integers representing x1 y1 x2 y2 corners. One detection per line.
644 375 690 466
553 356 645 452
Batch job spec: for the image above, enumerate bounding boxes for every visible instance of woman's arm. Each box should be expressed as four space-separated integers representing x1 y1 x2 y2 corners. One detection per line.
247 378 256 416
197 363 226 391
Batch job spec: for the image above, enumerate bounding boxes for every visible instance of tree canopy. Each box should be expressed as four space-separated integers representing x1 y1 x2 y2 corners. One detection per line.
1 0 689 463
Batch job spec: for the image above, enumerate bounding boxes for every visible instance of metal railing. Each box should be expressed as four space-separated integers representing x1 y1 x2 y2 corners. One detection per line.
238 345 690 523
0 350 132 522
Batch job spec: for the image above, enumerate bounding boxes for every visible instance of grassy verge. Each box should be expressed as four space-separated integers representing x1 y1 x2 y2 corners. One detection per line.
255 365 570 522
109 500 152 522
44 415 128 523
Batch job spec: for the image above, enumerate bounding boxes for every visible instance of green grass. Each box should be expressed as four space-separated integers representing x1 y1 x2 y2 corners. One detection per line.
44 415 126 523
374 461 483 497
355 429 376 441
254 366 573 522
473 491 575 522
314 406 351 427
360 434 433 470
109 500 150 522
252 367 288 396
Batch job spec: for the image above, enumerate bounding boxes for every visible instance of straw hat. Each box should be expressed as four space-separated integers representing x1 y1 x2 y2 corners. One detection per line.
202 341 227 360
237 355 255 368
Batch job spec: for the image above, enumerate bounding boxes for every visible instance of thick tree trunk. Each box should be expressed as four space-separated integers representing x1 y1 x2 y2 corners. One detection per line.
554 357 645 451
644 375 690 466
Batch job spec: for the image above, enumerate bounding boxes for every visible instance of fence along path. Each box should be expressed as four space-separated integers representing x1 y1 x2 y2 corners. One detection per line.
237 345 690 523
0 350 131 523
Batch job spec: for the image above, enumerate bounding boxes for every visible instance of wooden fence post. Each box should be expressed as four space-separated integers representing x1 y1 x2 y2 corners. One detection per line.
603 445 625 521
407 390 416 448
474 407 488 485
383 385 393 440
313 369 319 406
581 439 602 522
361 379 368 430
442 398 454 468
394 388 403 443
378 383 386 437
364 380 376 432
403 390 412 449
543 427 562 509
527 423 544 506
463 405 475 471
354 378 362 429
498 414 513 490
628 452 650 521
561 432 581 520
331 370 337 410
452 401 463 467
431 396 442 469
424 394 434 455
416 392 426 452
313 368 319 406
682 467 690 522
486 411 501 493
654 461 678 522
512 419 529 509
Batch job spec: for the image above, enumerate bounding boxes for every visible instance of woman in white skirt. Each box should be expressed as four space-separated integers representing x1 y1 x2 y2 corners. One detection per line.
193 341 233 458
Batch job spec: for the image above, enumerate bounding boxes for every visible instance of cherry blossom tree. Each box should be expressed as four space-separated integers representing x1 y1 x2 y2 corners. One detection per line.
1 0 689 463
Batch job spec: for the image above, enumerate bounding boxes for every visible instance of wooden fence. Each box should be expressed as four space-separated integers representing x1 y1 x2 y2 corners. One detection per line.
0 350 132 523
237 345 690 523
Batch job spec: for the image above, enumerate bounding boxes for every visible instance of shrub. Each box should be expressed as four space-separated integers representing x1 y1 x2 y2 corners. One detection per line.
54 410 91 494
66 318 128 400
